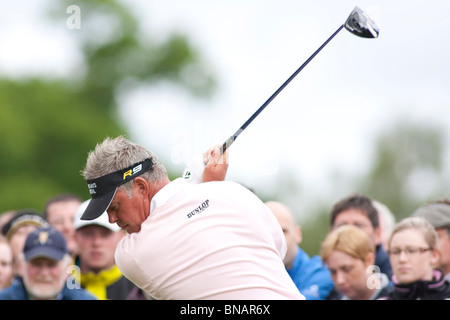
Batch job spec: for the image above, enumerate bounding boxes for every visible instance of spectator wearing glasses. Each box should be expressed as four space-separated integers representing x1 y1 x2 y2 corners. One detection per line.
412 199 450 282
380 216 450 300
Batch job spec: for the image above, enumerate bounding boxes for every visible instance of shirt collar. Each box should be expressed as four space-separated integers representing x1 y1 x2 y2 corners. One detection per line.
150 178 189 214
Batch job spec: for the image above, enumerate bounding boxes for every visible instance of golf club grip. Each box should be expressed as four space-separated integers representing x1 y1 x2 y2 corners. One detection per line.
221 140 230 154
220 24 345 156
221 129 242 154
221 138 233 154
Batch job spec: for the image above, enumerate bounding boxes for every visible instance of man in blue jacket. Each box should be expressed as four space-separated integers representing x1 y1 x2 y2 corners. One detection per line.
0 226 96 300
266 201 334 300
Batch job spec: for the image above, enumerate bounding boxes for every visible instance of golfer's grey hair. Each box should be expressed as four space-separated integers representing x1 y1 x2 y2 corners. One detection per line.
82 136 168 195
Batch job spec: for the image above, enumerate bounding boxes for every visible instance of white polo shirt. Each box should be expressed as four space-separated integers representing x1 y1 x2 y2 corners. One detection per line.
115 179 304 300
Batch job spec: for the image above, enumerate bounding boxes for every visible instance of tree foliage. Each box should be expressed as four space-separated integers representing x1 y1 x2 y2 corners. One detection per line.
358 120 447 220
0 0 215 212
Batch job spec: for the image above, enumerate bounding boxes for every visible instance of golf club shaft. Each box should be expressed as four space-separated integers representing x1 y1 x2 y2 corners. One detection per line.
221 24 345 154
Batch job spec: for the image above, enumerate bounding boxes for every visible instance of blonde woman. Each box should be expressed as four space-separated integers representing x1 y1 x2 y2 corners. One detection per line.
321 225 391 300
382 216 450 300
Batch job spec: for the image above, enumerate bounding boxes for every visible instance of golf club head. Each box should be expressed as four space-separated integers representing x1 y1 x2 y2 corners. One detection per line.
344 6 379 38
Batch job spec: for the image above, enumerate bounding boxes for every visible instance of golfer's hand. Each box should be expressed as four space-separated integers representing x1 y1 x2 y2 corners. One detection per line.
202 145 228 182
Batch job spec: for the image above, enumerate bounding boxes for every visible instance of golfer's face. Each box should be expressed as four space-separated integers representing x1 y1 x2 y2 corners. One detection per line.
107 188 148 234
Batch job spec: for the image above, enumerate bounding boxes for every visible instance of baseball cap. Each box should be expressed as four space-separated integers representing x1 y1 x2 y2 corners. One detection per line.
81 158 154 221
412 201 450 229
2 210 49 240
75 199 121 232
23 226 67 261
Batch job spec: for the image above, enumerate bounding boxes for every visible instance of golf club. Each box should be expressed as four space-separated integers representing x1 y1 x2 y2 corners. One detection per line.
183 6 379 183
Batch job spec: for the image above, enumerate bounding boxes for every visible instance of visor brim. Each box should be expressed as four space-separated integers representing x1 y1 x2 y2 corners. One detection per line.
81 188 117 220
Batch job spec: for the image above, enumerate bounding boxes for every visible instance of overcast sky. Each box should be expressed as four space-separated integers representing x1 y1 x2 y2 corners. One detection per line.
123 0 450 213
1 0 449 220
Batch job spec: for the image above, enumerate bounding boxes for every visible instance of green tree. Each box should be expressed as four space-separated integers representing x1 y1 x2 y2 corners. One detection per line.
0 79 125 210
0 0 215 212
54 0 215 110
357 120 447 220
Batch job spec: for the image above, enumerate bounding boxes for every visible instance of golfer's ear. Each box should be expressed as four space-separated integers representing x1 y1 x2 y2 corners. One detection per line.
134 176 150 196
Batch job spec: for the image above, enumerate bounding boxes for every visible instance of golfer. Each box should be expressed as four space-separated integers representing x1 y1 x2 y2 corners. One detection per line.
80 136 303 300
